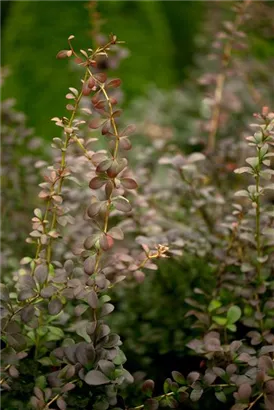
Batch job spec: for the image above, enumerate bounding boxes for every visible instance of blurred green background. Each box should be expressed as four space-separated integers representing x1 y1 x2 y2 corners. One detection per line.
1 0 204 140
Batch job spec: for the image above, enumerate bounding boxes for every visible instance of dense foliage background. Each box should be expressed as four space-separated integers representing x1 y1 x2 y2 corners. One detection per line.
1 1 274 410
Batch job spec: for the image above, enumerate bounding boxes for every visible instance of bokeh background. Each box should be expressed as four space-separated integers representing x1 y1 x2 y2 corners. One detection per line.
2 2 274 409
1 0 204 139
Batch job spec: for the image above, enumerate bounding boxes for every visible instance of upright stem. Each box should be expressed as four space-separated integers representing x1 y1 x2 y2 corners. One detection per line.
255 148 262 282
46 69 89 264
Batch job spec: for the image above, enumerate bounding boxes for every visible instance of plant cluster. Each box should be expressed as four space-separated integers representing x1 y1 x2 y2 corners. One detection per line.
0 34 167 410
1 2 274 410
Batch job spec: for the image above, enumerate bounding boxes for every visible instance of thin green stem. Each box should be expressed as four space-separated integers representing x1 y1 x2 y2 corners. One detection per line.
46 69 90 264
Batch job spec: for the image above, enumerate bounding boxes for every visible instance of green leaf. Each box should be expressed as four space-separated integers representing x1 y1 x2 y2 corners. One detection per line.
113 348 126 365
227 306 241 324
38 357 53 366
36 375 46 389
215 391 227 403
226 324 237 332
47 326 64 341
208 299 222 312
212 316 227 326
172 371 185 384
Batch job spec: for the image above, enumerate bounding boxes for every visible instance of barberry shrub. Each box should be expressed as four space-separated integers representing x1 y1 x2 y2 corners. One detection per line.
1 2 274 410
131 108 274 410
0 34 167 410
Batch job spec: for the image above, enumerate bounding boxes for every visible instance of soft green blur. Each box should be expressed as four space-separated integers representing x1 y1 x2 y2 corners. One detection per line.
1 0 204 140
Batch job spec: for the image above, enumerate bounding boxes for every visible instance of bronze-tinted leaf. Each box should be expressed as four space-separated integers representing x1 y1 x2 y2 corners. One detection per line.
106 78 121 89
83 256 96 275
87 202 102 217
75 343 89 366
120 137 132 150
21 305 35 323
8 365 19 378
18 289 36 301
48 298 63 315
99 234 114 251
7 333 26 350
66 104 75 111
98 360 115 376
88 77 96 89
121 178 138 190
34 387 44 401
237 383 252 401
105 181 113 199
57 397 67 410
120 124 136 137
95 274 107 289
34 264 48 285
89 118 103 129
142 379 155 397
61 383 76 393
84 236 99 250
94 72 107 83
89 177 106 189
81 83 90 97
56 50 71 59
101 120 111 135
96 159 112 173
187 372 200 384
87 290 98 309
40 285 56 299
100 303 114 317
85 370 109 385
114 197 132 213
112 109 122 118
108 227 124 240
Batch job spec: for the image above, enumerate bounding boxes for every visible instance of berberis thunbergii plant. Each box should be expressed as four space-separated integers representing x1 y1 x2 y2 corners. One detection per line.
0 34 168 410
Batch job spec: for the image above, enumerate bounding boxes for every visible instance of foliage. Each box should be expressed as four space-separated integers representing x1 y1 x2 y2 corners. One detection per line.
1 34 168 409
1 2 274 410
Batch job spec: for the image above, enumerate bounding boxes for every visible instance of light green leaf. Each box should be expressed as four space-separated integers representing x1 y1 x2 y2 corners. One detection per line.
227 306 241 324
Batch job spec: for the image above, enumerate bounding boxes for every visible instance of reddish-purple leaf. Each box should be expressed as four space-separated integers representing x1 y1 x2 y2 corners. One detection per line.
85 370 109 385
82 83 91 96
120 137 132 150
99 234 114 251
112 109 122 118
121 178 138 190
105 181 113 199
109 96 118 105
94 100 106 110
115 197 132 213
83 256 96 275
89 118 103 129
94 72 107 83
108 227 124 240
87 290 98 309
56 50 72 59
87 202 102 217
84 235 99 250
96 159 112 173
89 177 106 189
120 124 136 137
101 120 111 135
106 78 121 89
88 77 96 89
66 104 75 111
48 298 63 315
